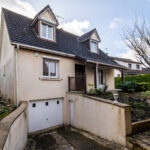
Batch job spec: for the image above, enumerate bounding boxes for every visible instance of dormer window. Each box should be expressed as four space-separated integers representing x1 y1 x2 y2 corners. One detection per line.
41 22 54 40
90 41 97 53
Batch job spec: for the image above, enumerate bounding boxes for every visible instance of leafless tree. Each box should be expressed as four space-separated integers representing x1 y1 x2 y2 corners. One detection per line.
124 19 150 67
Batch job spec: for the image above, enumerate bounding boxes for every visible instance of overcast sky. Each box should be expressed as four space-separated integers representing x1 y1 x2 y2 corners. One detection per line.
0 0 150 60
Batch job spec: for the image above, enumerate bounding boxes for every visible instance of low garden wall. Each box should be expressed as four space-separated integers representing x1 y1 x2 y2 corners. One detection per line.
0 101 28 150
132 119 150 134
66 92 132 146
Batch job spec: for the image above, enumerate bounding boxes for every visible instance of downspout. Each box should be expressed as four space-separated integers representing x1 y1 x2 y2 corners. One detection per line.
96 63 99 89
94 63 98 88
15 44 19 107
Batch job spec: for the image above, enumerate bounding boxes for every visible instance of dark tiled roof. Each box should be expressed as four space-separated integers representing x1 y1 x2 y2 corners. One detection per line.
3 8 123 68
111 57 142 64
123 68 150 76
142 68 150 74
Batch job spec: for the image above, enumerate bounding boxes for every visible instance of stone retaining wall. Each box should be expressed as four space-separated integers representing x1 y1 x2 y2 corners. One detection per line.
0 101 28 150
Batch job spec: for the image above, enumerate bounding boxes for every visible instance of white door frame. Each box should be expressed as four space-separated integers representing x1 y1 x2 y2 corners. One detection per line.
69 100 74 126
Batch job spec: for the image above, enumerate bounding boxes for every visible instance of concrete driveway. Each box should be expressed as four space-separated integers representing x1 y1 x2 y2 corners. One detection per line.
25 128 128 150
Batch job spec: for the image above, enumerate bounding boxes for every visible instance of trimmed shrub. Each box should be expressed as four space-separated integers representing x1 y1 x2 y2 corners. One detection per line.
136 82 149 92
117 81 148 92
115 74 150 90
118 81 138 92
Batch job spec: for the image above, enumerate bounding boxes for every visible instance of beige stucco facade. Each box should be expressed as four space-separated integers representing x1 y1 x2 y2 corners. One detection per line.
40 10 55 22
0 47 114 104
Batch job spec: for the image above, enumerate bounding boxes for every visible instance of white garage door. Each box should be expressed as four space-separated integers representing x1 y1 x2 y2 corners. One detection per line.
29 99 63 133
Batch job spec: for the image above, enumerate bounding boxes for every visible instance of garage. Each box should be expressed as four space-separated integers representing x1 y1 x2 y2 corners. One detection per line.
29 99 63 133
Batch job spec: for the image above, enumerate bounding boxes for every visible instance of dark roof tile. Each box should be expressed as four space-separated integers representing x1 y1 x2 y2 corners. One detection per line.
2 8 123 68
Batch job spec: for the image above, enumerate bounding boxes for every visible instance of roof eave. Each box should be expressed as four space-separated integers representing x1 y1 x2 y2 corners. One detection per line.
87 59 128 70
11 42 75 58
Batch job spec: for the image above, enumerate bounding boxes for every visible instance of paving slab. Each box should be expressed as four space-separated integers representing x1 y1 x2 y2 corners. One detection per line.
128 129 150 150
57 128 112 150
25 128 129 150
25 131 74 150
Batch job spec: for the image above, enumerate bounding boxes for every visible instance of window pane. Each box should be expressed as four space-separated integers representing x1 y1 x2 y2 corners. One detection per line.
128 64 132 68
41 23 46 37
43 60 49 76
136 65 139 69
49 62 56 76
48 26 53 40
91 41 97 52
99 69 105 85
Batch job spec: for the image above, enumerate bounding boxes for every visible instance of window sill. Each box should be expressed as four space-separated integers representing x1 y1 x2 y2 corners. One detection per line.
40 77 63 81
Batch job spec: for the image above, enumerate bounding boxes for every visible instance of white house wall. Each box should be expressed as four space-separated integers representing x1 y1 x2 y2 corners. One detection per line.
114 60 142 77
0 15 16 104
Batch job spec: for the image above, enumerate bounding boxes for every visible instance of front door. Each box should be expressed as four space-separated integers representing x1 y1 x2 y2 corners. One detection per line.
75 64 85 90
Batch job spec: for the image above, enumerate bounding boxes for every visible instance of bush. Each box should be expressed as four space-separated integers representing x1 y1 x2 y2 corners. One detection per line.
118 81 138 92
118 81 148 92
136 82 148 92
88 84 107 95
115 74 150 90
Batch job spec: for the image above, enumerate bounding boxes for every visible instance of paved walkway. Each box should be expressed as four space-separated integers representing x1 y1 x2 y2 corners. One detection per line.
25 128 129 150
25 131 74 150
58 129 112 150
128 130 150 150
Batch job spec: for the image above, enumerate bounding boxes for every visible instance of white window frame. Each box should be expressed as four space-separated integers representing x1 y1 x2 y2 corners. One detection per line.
42 57 59 79
40 21 54 41
136 64 140 69
90 40 98 53
128 63 132 69
98 69 106 85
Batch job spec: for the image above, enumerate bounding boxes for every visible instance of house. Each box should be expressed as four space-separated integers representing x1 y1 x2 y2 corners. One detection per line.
0 5 125 133
111 57 142 77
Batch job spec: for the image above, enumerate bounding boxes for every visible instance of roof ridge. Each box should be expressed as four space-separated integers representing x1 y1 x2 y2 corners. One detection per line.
2 7 33 20
80 28 96 37
111 56 141 64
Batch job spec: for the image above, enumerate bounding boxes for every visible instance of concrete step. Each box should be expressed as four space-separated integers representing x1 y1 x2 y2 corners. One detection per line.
127 130 150 150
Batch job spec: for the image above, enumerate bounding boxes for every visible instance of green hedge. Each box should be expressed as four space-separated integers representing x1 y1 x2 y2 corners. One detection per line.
115 74 150 90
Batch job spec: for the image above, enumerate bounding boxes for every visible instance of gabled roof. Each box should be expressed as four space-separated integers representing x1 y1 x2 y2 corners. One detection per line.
30 5 59 26
2 8 125 69
78 28 101 42
111 57 142 64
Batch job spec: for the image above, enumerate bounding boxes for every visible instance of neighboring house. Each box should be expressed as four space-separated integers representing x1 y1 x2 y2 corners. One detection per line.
111 57 142 77
142 68 150 74
0 5 125 132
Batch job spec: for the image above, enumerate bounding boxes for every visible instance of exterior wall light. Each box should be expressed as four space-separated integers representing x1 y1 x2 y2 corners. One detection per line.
113 93 119 103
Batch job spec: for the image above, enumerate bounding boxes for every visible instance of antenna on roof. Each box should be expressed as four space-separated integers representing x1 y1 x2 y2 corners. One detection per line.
105 48 109 55
55 14 64 20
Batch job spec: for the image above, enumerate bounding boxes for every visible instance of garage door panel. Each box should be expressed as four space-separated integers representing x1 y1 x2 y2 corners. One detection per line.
29 99 63 132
